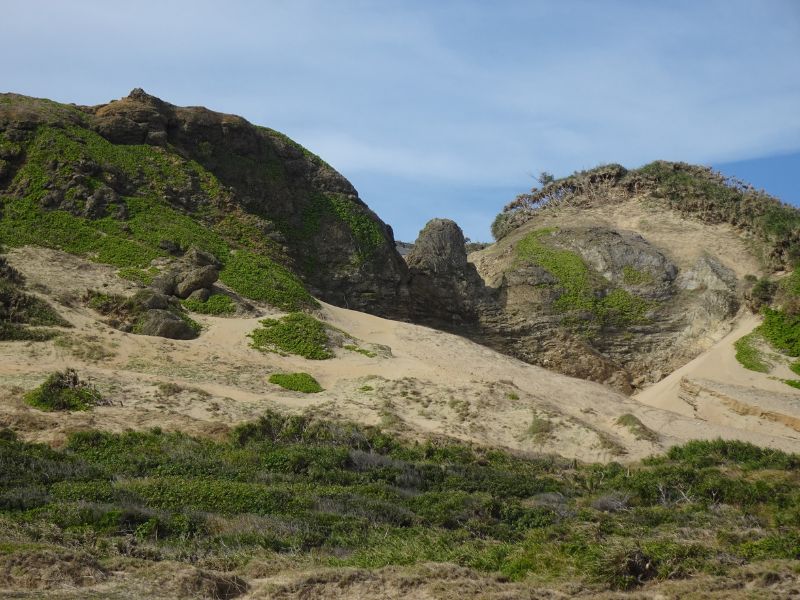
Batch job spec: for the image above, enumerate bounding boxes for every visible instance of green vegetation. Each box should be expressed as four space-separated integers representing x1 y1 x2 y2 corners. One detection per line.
760 308 800 357
621 265 653 286
86 289 200 338
181 293 236 315
248 312 333 359
344 344 377 358
733 332 770 373
0 414 798 591
279 193 386 268
0 254 70 340
615 414 659 442
268 372 323 393
23 369 104 412
515 229 651 329
0 122 321 311
219 251 316 311
117 266 159 285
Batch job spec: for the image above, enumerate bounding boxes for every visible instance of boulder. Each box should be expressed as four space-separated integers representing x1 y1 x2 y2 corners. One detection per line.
407 219 491 325
131 289 174 310
175 265 219 299
136 309 196 340
185 247 222 269
150 272 177 296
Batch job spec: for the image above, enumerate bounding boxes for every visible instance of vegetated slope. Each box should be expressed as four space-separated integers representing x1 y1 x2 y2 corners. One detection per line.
0 90 409 315
466 162 800 393
1 416 799 599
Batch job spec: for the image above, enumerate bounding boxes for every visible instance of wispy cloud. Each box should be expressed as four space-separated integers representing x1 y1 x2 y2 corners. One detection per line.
2 0 798 239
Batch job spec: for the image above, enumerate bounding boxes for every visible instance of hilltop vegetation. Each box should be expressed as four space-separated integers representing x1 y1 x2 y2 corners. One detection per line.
494 161 800 269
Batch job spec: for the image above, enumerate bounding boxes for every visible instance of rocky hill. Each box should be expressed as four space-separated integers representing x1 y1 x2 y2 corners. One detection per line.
414 162 799 393
0 89 409 316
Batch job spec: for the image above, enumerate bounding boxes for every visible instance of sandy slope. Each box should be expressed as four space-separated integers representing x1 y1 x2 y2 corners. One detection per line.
2 247 800 462
636 311 800 441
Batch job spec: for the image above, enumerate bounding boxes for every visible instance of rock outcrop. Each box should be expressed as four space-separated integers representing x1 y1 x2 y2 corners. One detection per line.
407 219 490 325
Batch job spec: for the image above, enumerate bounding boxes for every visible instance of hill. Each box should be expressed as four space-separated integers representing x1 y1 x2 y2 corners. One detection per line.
0 89 408 316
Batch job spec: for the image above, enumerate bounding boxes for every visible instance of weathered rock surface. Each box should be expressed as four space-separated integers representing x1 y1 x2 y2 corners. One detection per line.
469 219 741 392
407 219 490 325
136 309 196 340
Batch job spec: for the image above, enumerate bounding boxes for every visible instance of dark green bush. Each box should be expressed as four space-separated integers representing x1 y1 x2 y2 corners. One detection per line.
23 369 105 412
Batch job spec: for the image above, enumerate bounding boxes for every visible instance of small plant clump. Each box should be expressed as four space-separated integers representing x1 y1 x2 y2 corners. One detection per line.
268 372 323 393
23 369 106 412
248 312 333 359
344 344 377 358
733 332 770 373
117 266 160 286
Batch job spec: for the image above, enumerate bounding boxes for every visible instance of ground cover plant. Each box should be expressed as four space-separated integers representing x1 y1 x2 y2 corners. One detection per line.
181 293 236 315
268 372 323 393
0 412 798 593
515 229 651 331
248 312 333 359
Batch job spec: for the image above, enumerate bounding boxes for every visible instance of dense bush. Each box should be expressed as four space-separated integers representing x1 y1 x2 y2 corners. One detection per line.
23 369 105 412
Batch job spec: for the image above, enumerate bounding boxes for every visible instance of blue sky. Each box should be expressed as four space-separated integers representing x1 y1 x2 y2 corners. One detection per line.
2 1 799 241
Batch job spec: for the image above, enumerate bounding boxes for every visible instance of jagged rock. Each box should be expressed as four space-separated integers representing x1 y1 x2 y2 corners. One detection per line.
150 272 177 296
131 289 174 311
136 309 195 340
175 265 219 299
407 219 491 325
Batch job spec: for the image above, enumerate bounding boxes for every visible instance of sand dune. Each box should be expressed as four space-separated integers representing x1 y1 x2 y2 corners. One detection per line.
2 247 799 462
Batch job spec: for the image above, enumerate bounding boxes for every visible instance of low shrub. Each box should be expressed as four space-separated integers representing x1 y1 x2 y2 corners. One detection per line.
23 369 105 412
268 372 323 393
248 312 333 359
181 294 236 315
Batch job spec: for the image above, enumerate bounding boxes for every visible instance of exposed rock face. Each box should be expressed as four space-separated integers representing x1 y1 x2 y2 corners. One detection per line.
470 221 741 393
407 219 490 326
